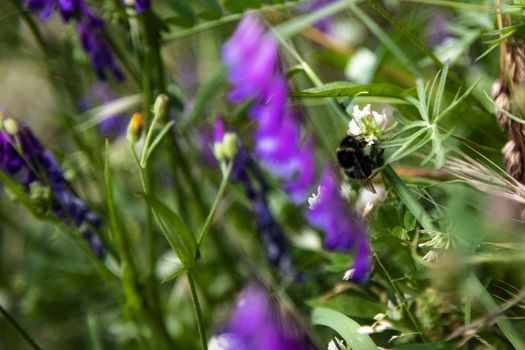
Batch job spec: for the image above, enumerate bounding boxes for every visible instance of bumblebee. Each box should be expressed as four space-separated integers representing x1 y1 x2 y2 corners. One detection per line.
336 135 384 192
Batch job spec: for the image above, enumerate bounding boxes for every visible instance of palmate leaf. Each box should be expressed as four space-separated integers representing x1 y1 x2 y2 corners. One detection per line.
141 194 197 268
312 307 376 350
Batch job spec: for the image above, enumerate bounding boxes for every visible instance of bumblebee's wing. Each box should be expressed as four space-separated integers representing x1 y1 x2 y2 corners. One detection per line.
354 162 376 193
336 160 377 193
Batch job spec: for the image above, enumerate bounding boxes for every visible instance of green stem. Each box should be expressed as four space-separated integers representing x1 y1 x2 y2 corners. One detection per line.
197 162 233 246
381 165 436 231
0 304 42 350
163 1 313 43
104 29 142 86
373 251 426 341
187 271 207 350
10 0 49 56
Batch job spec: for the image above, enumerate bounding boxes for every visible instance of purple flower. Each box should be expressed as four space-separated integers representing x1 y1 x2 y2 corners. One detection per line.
21 0 123 81
427 10 453 46
135 0 150 14
0 112 104 258
78 82 128 139
77 14 124 81
211 285 313 350
229 134 291 272
307 168 372 282
23 0 55 19
222 15 315 203
298 0 335 34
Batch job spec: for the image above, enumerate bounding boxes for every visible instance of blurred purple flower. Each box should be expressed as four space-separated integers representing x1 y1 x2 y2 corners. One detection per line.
214 116 291 271
211 285 313 350
427 10 453 46
78 82 128 139
23 0 54 19
298 0 334 33
222 15 315 203
231 142 291 272
21 0 123 81
77 14 124 81
307 168 372 282
0 112 104 258
135 0 150 14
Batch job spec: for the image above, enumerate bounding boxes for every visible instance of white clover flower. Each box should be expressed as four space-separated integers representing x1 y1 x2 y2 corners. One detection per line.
356 186 386 215
348 104 388 144
328 337 348 350
345 47 377 84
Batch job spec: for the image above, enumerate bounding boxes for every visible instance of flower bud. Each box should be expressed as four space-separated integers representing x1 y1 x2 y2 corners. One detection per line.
153 94 169 120
4 118 18 136
127 112 144 143
222 132 238 160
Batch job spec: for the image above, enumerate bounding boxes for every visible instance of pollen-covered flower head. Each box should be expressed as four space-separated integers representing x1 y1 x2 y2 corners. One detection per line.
348 104 388 144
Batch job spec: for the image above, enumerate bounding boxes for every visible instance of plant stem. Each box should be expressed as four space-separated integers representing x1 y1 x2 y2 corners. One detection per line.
163 1 313 43
197 162 233 246
0 304 42 350
10 0 49 56
187 271 207 350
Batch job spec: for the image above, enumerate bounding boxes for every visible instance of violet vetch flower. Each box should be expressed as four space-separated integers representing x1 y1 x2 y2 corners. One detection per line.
135 0 150 14
76 13 124 81
307 168 372 282
21 0 123 81
0 111 104 258
23 0 55 19
210 285 313 350
78 82 128 139
222 15 315 203
214 118 291 271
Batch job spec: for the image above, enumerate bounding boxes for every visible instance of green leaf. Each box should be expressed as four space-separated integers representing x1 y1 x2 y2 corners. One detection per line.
275 0 348 38
366 0 446 72
308 295 385 319
348 2 419 77
141 194 197 267
312 307 376 350
195 0 222 17
183 67 227 129
224 0 261 13
104 141 124 250
381 165 436 232
161 265 187 283
145 121 175 162
166 0 196 27
291 82 407 98
0 169 40 216
395 343 446 350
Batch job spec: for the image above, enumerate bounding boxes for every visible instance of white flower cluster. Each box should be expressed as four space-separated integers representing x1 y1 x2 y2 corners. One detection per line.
348 104 388 145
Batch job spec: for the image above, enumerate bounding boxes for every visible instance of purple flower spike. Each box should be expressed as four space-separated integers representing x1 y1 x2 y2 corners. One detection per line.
222 15 315 203
307 168 372 282
211 285 313 350
24 0 55 19
21 0 123 81
0 112 104 258
135 0 150 14
77 16 124 81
